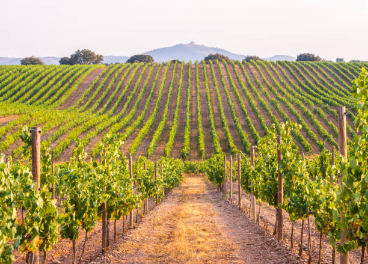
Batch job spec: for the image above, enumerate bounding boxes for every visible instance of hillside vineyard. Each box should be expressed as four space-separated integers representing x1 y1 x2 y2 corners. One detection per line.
0 60 365 162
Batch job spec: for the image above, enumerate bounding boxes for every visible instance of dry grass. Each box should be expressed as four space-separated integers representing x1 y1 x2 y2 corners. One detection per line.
91 177 240 263
92 176 302 264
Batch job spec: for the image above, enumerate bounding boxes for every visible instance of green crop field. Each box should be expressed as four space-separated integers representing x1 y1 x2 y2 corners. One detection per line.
0 60 364 162
1 61 368 264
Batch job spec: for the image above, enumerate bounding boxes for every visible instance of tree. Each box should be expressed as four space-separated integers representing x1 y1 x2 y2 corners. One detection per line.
59 49 104 65
244 55 263 62
59 57 70 65
204 53 230 62
296 53 322 61
20 56 44 65
126 55 154 63
336 58 345 62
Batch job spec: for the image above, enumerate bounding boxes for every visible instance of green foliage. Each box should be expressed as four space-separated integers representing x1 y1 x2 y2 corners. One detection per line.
147 61 178 157
204 53 230 62
164 62 184 157
21 56 44 65
216 60 250 153
60 49 104 65
243 55 262 62
183 161 205 174
202 60 222 154
204 153 225 187
195 61 206 158
59 57 70 65
296 53 322 61
338 68 368 252
181 61 192 159
0 135 59 263
127 54 154 63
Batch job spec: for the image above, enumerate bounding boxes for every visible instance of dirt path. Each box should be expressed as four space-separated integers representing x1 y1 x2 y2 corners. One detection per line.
92 176 300 264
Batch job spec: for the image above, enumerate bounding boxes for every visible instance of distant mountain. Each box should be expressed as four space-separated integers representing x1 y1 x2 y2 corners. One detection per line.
263 55 296 61
0 56 62 65
0 56 129 65
143 42 245 62
0 57 22 65
0 43 296 65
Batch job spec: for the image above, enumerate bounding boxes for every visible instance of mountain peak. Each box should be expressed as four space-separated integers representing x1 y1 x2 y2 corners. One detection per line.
143 42 245 62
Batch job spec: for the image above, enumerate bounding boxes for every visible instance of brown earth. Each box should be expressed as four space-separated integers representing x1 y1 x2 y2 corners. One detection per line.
169 63 189 159
243 64 294 140
297 64 356 136
306 64 350 95
330 64 357 86
0 115 19 125
275 63 354 142
228 181 363 264
59 68 105 110
276 63 339 112
95 65 135 113
115 65 155 118
82 66 121 111
91 176 301 264
132 64 174 159
12 174 364 264
198 64 215 158
109 66 146 116
239 64 275 128
205 64 229 153
257 63 322 152
151 63 182 159
218 63 256 146
228 63 266 139
121 64 172 159
212 63 244 152
120 65 166 160
83 65 155 159
188 64 199 160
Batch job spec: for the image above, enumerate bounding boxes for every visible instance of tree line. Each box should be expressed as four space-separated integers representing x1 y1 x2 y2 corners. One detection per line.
20 50 362 65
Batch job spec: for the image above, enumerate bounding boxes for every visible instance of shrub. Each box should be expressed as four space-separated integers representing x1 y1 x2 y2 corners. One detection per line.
126 55 154 63
296 53 322 61
21 56 44 65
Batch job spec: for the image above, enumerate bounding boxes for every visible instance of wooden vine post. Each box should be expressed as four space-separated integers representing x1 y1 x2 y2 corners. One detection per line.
155 162 158 206
237 153 242 209
31 127 41 189
101 187 107 254
223 155 226 195
338 106 349 264
277 135 283 241
331 148 336 264
129 153 133 228
161 163 164 196
144 162 148 214
31 127 41 264
51 162 55 200
229 155 232 202
250 146 256 222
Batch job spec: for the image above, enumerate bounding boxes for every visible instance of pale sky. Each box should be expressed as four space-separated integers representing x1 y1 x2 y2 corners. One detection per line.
0 0 367 61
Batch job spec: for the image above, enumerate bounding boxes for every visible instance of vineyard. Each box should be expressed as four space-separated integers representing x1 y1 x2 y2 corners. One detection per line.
1 61 368 264
0 61 366 161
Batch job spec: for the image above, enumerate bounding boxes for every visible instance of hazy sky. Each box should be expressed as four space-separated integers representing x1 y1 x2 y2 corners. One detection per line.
1 0 367 61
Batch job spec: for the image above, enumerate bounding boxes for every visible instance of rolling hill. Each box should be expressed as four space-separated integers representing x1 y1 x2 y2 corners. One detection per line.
0 60 365 162
1 42 296 65
143 42 245 62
